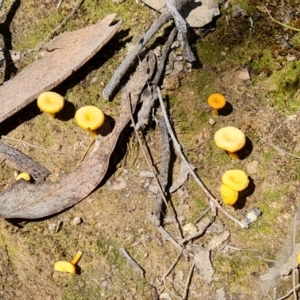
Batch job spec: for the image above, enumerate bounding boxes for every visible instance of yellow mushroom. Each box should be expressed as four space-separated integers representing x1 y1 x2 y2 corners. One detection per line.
297 252 300 265
37 91 64 119
220 184 238 206
214 126 246 159
222 170 249 192
54 261 76 274
75 106 105 138
207 93 226 116
16 172 31 181
54 251 82 274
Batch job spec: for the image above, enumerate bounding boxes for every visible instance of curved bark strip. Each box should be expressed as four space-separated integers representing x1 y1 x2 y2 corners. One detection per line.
0 51 156 219
0 13 121 124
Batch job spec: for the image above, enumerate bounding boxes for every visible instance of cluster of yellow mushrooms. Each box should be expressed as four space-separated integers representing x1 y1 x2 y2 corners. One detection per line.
208 93 250 207
37 91 105 138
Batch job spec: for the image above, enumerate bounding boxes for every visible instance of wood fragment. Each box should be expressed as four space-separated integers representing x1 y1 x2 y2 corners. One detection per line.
157 87 248 229
102 0 191 100
0 51 155 219
0 14 121 124
152 116 170 226
0 141 50 181
119 247 145 278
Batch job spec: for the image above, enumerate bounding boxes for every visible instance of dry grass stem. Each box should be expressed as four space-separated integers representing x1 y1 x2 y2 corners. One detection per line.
260 137 300 160
1 135 69 154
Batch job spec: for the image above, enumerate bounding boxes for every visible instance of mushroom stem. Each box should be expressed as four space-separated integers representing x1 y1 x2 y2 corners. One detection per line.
87 129 98 138
227 151 239 160
71 251 82 265
48 113 55 119
212 109 218 116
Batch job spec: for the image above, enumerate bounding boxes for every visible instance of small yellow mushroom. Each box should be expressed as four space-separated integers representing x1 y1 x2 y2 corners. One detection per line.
214 126 246 159
75 106 105 138
54 251 82 274
37 91 64 119
220 184 238 206
54 261 76 274
207 93 226 116
16 172 31 181
222 170 249 192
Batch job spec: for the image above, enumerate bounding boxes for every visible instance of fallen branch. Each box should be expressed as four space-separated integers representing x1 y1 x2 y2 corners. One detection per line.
102 0 191 100
156 87 247 229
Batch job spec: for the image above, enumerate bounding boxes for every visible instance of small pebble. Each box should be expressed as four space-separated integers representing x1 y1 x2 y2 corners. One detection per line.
208 118 216 125
48 223 56 232
171 40 180 48
72 216 82 226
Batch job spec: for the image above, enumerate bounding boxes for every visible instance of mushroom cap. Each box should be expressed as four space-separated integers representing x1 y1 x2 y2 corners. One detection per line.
54 261 76 274
37 92 64 114
214 126 246 152
297 252 300 265
220 184 238 206
207 93 226 109
16 172 31 181
75 106 105 130
222 170 249 191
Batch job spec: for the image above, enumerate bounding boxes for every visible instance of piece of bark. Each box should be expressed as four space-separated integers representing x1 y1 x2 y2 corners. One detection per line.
0 14 121 124
0 142 50 181
0 51 156 219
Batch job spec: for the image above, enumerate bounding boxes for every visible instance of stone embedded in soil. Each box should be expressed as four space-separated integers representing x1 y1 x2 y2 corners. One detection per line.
72 216 82 226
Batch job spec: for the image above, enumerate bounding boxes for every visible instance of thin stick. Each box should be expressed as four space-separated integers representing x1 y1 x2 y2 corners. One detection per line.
156 87 247 229
161 250 182 281
275 284 300 300
1 135 69 154
260 137 300 160
265 6 300 32
182 261 195 300
194 206 210 224
119 247 145 278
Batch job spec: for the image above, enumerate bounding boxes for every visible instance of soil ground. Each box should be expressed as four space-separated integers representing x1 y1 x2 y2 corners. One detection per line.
0 0 300 299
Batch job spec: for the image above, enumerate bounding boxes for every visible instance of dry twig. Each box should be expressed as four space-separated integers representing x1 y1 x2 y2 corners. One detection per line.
161 250 183 281
156 87 247 229
182 261 195 300
119 247 145 278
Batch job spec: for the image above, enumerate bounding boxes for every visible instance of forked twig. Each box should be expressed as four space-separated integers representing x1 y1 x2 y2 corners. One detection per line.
156 87 247 229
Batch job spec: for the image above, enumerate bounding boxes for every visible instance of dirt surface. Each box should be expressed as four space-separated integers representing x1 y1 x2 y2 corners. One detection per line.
0 0 300 299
